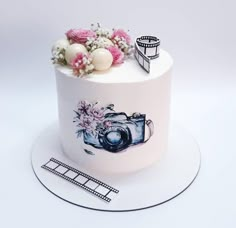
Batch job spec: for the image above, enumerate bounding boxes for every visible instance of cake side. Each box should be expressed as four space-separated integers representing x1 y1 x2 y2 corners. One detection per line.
52 24 173 173
55 52 172 173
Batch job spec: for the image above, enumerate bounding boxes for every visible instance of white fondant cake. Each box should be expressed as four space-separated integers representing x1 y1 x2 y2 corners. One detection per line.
55 49 173 173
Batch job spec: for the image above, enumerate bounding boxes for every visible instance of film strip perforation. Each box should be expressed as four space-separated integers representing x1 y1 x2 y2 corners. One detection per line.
41 158 119 203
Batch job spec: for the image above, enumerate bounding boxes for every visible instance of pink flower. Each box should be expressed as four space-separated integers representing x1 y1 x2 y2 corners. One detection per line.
71 53 93 76
111 29 131 44
103 120 112 128
77 100 91 115
107 46 124 65
88 107 105 121
79 115 93 128
78 115 96 133
66 29 96 44
71 53 86 74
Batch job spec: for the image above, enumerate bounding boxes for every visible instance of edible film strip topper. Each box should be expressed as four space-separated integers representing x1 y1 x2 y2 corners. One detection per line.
41 158 119 203
134 36 160 73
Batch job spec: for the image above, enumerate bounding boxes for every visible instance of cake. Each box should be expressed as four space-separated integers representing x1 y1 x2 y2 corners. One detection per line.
52 23 173 173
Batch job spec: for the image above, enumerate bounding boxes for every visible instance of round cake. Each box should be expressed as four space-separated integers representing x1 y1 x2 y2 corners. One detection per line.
52 24 173 173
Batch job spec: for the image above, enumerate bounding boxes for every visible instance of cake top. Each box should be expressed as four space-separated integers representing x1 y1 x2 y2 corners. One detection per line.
56 49 173 83
51 23 164 79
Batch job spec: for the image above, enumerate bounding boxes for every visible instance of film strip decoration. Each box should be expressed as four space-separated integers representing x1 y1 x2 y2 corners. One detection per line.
41 157 119 203
134 36 160 73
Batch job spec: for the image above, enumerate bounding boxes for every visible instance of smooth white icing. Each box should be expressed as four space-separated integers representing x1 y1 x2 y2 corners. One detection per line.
56 49 173 83
55 49 173 173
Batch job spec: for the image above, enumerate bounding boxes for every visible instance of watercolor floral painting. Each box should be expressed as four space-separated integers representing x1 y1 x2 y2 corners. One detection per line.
73 101 154 154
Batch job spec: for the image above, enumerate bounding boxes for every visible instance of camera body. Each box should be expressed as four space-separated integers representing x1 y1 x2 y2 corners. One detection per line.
83 112 146 153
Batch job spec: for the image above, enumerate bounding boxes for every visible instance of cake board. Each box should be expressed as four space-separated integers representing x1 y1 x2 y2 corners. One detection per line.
31 123 201 212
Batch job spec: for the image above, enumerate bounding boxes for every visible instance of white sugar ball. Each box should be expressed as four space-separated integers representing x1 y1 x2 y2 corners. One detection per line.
91 48 113 71
65 44 88 65
51 39 70 53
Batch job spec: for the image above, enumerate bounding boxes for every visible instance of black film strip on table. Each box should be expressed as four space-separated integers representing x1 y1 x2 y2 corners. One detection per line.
135 36 160 73
41 157 119 203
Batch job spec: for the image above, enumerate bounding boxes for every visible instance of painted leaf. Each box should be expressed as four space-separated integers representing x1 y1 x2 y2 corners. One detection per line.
84 149 95 155
73 110 81 118
106 104 115 111
76 129 83 137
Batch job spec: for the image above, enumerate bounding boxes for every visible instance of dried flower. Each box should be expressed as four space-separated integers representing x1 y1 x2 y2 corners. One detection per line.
86 37 113 52
111 29 131 45
51 48 67 65
71 53 94 76
107 46 124 65
66 29 97 44
52 24 133 76
91 23 111 38
111 29 133 55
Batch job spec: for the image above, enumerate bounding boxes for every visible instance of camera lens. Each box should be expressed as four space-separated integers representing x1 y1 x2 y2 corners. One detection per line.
106 132 122 145
98 126 132 153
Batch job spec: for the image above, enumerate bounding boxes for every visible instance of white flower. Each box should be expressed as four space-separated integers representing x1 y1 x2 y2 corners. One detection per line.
86 64 94 71
79 69 84 75
51 48 67 65
114 36 120 41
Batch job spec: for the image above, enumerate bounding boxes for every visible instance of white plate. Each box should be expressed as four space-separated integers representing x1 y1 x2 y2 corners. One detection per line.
31 124 200 212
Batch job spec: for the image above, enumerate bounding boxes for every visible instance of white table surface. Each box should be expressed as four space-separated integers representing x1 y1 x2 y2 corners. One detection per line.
1 0 236 227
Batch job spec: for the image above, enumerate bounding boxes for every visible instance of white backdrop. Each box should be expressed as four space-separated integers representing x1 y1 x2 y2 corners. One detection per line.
0 0 235 227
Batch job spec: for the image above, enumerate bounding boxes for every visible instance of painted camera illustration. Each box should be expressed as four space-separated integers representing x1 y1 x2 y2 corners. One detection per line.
73 101 154 154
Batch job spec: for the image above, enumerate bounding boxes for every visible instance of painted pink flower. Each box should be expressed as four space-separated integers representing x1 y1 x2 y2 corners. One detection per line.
78 115 96 133
111 29 131 44
88 107 105 121
107 46 124 65
77 100 91 115
66 29 96 44
103 120 112 128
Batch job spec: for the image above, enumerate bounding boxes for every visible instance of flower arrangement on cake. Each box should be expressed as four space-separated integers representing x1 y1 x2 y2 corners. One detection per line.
51 23 133 77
